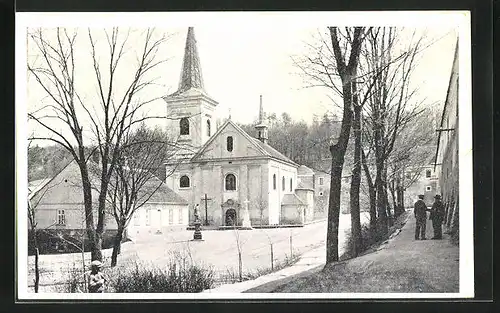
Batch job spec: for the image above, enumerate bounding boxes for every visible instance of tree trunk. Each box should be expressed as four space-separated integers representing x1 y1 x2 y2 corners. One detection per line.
361 150 377 232
78 161 100 261
389 180 397 216
349 102 363 257
32 228 40 293
111 225 124 267
326 26 363 264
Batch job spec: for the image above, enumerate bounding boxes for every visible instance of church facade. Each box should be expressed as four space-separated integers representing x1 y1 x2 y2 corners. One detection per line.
163 27 315 227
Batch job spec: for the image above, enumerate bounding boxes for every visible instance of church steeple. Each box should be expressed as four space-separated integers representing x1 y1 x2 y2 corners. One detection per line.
255 95 268 144
173 27 205 95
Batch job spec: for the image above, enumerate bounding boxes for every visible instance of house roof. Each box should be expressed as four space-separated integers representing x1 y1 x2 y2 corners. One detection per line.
296 180 314 191
281 194 305 206
297 165 315 176
139 176 188 204
32 159 187 206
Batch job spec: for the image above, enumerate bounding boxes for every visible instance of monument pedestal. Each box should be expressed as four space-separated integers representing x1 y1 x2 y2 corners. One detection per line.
241 200 253 230
192 221 203 241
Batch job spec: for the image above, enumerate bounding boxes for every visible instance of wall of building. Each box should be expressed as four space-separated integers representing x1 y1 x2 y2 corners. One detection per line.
438 50 459 236
127 203 188 238
280 204 304 225
166 157 272 226
404 166 440 207
268 159 298 225
296 188 314 222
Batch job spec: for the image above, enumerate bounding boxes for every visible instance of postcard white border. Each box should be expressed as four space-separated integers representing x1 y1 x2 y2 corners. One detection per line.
15 10 473 300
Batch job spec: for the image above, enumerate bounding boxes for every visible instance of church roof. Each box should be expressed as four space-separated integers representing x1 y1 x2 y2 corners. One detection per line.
192 118 298 167
168 27 206 97
251 138 296 165
281 194 305 206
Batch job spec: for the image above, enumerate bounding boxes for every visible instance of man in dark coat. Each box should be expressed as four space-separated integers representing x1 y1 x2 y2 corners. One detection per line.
414 195 428 240
430 194 445 239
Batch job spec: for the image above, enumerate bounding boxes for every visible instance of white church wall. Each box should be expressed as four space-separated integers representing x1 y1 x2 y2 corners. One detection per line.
268 159 299 225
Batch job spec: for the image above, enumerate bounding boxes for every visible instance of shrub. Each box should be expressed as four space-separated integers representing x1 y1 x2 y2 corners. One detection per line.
108 257 214 293
62 262 86 293
341 224 379 260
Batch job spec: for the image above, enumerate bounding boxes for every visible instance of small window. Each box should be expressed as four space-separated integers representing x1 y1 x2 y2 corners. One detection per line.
227 136 234 152
180 117 189 135
319 177 324 185
207 120 211 137
178 208 183 224
319 191 324 196
273 174 276 190
426 169 431 178
57 210 65 225
134 211 140 226
225 174 236 191
426 186 432 191
169 209 173 225
282 176 285 191
406 173 411 179
145 209 150 226
290 178 293 192
180 175 190 188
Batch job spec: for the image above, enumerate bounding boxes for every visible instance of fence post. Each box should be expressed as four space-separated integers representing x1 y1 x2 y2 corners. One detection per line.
270 243 274 271
289 230 293 258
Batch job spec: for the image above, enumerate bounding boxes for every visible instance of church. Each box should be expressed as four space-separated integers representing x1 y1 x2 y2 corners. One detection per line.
163 27 315 227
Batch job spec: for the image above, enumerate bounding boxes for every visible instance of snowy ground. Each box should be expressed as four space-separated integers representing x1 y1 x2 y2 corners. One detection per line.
27 212 369 292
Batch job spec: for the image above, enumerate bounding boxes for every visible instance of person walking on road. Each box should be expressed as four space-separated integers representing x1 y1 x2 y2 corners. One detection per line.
429 194 445 239
414 195 428 240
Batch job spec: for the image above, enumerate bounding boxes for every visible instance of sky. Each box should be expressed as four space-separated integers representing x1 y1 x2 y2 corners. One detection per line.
21 12 462 145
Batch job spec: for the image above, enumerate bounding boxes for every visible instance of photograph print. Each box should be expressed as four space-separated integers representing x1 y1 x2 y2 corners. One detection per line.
16 11 473 299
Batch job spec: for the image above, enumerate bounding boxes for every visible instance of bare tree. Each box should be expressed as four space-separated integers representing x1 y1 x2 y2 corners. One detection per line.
98 124 182 267
293 27 366 263
360 27 425 238
27 27 169 261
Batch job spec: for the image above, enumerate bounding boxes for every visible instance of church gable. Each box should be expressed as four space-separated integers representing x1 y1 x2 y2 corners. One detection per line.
192 120 267 161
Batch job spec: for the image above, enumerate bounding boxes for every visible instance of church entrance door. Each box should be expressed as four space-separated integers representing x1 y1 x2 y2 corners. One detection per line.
225 209 237 226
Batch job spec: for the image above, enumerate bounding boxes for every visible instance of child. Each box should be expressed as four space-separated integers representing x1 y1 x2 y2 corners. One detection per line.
87 260 106 293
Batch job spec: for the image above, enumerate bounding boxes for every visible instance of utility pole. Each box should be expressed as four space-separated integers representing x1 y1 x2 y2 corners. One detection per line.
201 194 213 226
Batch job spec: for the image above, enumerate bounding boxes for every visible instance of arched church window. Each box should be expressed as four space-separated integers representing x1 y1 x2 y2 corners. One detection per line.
290 178 293 192
180 118 189 135
207 120 211 137
273 174 276 190
227 136 233 152
225 174 236 191
180 175 190 188
282 176 285 191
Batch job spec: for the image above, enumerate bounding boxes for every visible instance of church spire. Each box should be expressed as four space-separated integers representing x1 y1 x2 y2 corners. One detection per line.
255 95 268 144
174 27 205 95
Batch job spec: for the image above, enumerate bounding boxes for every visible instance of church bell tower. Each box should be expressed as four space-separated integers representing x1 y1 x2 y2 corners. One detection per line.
255 95 268 144
163 27 218 156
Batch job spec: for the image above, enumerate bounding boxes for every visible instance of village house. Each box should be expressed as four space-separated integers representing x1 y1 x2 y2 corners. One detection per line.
28 160 189 253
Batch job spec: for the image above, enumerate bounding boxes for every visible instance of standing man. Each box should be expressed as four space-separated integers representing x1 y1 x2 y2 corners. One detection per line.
430 194 445 239
414 194 428 240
